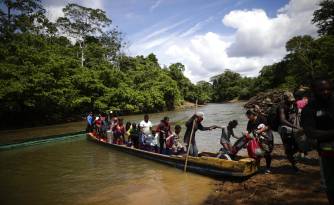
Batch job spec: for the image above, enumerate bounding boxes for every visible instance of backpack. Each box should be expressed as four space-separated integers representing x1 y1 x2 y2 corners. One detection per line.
267 105 280 132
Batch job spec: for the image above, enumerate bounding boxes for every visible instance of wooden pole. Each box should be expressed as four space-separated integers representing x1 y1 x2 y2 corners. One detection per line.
184 100 198 172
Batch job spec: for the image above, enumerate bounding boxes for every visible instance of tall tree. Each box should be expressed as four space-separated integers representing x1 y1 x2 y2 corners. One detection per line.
211 70 244 101
56 3 112 67
168 63 193 100
100 28 124 63
285 35 317 81
312 0 334 35
0 0 45 35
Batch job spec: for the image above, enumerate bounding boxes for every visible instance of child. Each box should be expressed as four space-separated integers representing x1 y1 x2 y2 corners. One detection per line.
218 120 239 160
166 125 185 155
124 122 132 146
113 118 125 144
220 120 239 154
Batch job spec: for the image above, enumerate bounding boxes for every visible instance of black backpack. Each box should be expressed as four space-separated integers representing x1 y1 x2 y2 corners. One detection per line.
267 105 280 132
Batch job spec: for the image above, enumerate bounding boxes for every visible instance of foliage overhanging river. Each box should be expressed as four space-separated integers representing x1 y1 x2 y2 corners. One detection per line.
0 103 282 205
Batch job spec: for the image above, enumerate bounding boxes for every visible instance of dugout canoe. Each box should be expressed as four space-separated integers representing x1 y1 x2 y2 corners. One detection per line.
86 132 258 178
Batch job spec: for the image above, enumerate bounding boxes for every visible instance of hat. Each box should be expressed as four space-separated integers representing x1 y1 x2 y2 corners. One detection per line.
257 123 266 130
246 109 257 116
110 110 113 114
284 92 295 102
195 112 204 118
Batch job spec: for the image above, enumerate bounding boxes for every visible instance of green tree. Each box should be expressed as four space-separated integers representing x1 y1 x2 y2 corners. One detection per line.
0 0 45 35
312 0 334 35
195 81 213 104
56 3 112 67
211 70 242 101
167 63 193 101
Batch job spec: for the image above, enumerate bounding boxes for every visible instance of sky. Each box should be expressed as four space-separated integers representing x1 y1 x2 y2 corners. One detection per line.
43 0 321 82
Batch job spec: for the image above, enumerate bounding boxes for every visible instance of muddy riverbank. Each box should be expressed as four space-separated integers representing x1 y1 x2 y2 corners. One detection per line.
204 145 327 205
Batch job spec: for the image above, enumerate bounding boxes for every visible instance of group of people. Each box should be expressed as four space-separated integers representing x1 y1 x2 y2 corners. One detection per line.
86 113 186 155
86 77 334 203
216 77 333 203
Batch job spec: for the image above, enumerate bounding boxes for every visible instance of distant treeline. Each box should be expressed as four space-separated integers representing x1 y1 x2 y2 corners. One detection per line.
0 0 333 128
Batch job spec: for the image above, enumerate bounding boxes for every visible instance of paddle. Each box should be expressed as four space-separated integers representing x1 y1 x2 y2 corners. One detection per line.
183 99 198 173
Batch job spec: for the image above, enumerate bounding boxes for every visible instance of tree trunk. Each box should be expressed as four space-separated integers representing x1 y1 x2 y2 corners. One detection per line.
79 41 84 67
7 6 11 32
81 48 84 67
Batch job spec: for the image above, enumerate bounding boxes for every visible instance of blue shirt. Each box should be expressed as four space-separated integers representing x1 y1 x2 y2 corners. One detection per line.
87 115 94 125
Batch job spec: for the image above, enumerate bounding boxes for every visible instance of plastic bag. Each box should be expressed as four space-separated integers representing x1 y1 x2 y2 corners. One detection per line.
247 138 264 159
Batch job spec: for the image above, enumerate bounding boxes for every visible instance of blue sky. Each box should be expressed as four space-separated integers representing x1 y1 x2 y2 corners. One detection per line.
107 0 288 37
43 0 320 82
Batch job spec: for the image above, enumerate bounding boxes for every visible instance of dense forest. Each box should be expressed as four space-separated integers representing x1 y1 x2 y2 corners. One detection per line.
0 0 210 127
0 0 333 128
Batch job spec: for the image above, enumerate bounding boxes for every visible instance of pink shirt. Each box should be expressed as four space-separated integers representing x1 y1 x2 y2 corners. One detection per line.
296 99 308 110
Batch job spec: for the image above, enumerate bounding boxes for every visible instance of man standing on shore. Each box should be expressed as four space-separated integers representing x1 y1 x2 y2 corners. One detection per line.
246 110 274 174
301 78 334 204
183 112 217 157
277 92 302 171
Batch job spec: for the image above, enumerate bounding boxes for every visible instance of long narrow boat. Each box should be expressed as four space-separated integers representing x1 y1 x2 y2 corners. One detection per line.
87 132 258 178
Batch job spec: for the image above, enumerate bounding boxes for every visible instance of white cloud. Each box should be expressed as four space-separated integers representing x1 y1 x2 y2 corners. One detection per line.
150 0 163 12
138 18 188 43
130 0 320 82
179 17 214 38
45 5 64 22
223 0 319 57
44 0 104 22
163 32 277 82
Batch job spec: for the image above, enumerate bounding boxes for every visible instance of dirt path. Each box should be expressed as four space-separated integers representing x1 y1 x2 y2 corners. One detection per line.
204 145 328 205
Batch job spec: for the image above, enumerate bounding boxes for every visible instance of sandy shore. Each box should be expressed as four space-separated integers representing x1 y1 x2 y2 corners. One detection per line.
203 145 327 205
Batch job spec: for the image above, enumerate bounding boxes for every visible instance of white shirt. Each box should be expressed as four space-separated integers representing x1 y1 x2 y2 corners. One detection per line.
140 120 153 135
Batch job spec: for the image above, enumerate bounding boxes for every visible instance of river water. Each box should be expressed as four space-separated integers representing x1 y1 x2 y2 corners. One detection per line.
0 103 281 205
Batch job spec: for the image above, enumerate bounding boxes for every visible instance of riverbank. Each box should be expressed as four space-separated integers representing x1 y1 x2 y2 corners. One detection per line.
204 145 327 205
0 121 86 145
0 101 198 145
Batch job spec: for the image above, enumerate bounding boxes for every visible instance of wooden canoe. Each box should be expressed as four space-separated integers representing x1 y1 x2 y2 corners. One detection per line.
86 133 258 178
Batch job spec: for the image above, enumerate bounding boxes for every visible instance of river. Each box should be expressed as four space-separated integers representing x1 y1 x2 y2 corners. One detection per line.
0 103 281 205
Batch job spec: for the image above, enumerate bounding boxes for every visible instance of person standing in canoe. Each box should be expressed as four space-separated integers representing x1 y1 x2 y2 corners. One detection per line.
156 116 172 154
86 112 94 133
183 112 218 157
139 114 153 148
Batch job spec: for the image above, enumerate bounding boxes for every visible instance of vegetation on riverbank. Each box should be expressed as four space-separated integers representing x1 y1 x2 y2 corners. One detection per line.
0 1 210 128
0 0 333 128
